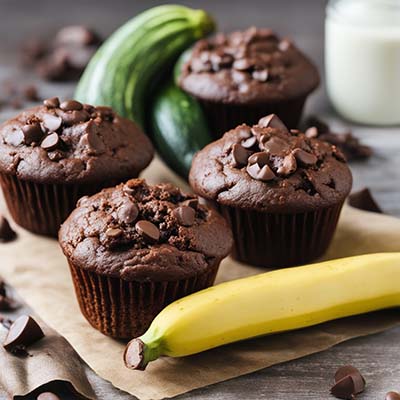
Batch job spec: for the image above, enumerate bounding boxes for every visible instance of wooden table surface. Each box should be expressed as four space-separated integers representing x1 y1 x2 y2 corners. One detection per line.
0 0 399 399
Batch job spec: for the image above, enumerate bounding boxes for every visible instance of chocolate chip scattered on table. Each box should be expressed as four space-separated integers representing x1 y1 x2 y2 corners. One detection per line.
330 365 365 399
2 315 45 353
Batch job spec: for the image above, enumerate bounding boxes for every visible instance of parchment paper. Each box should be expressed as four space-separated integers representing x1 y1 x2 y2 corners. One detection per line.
1 157 400 400
0 318 95 399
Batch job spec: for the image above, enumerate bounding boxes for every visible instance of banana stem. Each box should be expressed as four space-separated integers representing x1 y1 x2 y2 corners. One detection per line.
124 338 161 370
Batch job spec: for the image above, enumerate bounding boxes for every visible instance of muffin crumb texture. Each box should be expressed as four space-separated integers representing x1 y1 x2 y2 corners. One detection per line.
179 27 320 104
0 98 153 184
189 114 352 213
59 179 233 281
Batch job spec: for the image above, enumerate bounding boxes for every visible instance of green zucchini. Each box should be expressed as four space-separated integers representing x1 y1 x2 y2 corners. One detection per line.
151 80 212 178
75 5 215 128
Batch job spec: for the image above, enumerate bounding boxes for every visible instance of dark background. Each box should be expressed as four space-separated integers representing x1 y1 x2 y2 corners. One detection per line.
0 0 326 67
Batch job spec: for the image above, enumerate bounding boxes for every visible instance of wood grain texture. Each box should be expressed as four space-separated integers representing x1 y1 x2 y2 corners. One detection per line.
0 0 399 399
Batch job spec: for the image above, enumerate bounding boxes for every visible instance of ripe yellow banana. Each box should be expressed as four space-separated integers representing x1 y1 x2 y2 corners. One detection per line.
124 253 400 370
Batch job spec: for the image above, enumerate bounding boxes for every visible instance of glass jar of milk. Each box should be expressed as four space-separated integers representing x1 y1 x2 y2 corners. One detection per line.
326 0 400 125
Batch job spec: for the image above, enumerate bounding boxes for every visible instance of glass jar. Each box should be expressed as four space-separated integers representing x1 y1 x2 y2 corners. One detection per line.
325 0 400 125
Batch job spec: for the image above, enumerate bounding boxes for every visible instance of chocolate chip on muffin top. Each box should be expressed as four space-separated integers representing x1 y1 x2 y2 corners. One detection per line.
179 27 320 104
0 98 153 184
59 179 233 281
189 115 353 213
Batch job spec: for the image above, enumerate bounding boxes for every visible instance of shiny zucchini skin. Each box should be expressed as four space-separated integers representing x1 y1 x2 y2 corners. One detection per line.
151 80 212 179
75 5 215 128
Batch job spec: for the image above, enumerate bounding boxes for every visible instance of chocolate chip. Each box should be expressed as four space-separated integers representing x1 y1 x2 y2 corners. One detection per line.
41 114 62 131
135 220 160 242
246 163 275 181
278 39 291 52
277 153 297 176
96 106 114 121
241 136 257 149
83 103 95 114
292 148 318 166
173 206 195 227
37 392 61 400
0 280 5 296
0 215 17 242
330 375 356 399
41 133 60 151
386 392 400 400
258 114 288 132
233 58 254 71
305 126 318 138
348 188 383 213
43 97 60 108
336 366 365 395
105 228 123 238
182 198 199 209
60 99 83 111
248 151 269 167
22 123 43 145
80 130 105 153
117 202 139 224
252 69 269 82
3 315 44 352
60 109 90 125
261 136 290 154
236 125 252 139
232 143 251 167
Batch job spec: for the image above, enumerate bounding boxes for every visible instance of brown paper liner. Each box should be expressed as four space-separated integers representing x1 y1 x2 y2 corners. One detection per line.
219 202 344 268
198 95 307 139
68 259 221 339
0 173 124 238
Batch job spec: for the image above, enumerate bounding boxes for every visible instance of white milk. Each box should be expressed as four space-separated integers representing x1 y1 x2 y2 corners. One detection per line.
325 0 400 125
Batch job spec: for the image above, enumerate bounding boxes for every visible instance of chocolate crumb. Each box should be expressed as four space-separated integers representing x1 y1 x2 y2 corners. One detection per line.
305 116 372 161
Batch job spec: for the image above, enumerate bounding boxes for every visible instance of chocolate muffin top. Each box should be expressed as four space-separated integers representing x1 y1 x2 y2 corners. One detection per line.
179 27 320 105
0 98 153 184
59 179 233 281
189 115 352 213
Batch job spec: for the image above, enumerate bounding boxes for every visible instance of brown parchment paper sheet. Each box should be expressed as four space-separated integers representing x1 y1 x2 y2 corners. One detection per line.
1 157 400 400
0 320 96 400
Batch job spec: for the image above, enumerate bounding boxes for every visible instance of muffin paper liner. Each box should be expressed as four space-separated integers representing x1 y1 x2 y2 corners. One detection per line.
0 173 114 238
219 202 344 268
68 259 221 339
199 95 307 139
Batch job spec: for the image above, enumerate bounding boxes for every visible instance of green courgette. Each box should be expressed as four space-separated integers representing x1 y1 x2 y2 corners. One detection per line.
151 80 212 178
75 5 215 128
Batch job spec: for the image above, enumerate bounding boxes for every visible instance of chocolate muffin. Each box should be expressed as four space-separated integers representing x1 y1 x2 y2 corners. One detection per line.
59 178 233 339
189 114 352 268
179 27 320 138
0 98 153 237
